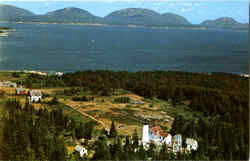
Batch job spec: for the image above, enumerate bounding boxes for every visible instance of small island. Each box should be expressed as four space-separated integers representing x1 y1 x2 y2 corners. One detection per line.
0 26 14 36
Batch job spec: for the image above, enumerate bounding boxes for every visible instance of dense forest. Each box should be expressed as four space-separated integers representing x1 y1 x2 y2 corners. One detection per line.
1 100 208 160
9 70 250 160
0 26 11 30
0 99 95 160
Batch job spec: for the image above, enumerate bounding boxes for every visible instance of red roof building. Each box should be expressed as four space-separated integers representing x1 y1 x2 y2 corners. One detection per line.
150 126 169 138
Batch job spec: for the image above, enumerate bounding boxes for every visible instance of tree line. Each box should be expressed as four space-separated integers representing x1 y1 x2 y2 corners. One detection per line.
19 70 248 160
0 99 94 161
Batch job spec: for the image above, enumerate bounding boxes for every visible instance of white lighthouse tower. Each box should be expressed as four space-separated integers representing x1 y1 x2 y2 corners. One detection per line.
142 120 150 144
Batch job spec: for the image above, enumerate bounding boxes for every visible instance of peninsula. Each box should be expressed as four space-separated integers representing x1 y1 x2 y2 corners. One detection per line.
0 26 13 36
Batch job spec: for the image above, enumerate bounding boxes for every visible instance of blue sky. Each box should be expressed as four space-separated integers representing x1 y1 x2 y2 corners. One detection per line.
0 1 248 24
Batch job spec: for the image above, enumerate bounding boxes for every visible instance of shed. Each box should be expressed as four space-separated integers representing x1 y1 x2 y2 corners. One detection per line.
28 90 42 102
173 134 182 153
74 145 88 157
185 138 198 151
16 88 26 95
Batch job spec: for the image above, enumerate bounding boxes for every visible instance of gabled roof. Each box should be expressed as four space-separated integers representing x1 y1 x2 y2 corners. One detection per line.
29 90 42 97
150 126 170 138
75 145 84 152
16 88 25 92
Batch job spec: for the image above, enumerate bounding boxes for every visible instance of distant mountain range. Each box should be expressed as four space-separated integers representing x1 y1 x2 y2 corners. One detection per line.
104 8 191 26
201 17 248 29
0 4 248 29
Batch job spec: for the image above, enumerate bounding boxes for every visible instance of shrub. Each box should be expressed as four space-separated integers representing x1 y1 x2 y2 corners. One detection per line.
114 97 131 103
53 90 64 96
12 72 20 78
125 104 131 108
149 104 154 108
49 96 59 105
0 90 6 97
42 92 50 98
72 96 94 102
83 96 94 101
72 96 82 101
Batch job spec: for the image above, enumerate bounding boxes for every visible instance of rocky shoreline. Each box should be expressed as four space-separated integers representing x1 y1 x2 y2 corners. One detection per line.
0 28 15 36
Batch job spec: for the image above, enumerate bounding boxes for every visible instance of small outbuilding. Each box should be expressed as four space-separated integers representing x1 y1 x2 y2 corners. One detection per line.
16 88 26 95
173 134 182 153
0 81 17 88
28 90 42 102
74 145 88 157
185 138 198 151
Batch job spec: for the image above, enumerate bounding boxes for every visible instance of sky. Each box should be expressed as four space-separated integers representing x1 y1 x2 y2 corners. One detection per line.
0 1 248 24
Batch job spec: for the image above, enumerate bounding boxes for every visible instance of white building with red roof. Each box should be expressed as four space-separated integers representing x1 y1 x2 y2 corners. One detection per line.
142 122 172 146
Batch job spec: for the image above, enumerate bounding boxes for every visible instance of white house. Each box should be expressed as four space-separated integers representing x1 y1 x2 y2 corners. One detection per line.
173 134 182 153
185 138 198 151
56 72 64 76
28 90 42 102
142 123 171 146
74 145 88 157
142 123 150 144
16 87 26 95
0 81 17 88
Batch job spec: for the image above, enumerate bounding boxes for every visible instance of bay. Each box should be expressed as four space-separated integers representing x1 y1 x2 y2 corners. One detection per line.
0 23 248 74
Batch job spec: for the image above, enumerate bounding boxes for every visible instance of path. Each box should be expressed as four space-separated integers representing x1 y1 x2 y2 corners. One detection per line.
62 101 107 128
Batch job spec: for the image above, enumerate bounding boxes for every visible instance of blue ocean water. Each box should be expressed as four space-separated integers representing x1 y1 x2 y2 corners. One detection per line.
0 23 248 73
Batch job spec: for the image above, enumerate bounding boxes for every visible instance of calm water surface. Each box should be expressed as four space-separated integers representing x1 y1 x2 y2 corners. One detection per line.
0 23 248 73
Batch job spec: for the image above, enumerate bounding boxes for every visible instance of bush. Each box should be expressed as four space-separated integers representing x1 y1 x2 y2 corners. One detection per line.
72 96 94 102
0 90 6 97
12 72 20 78
64 88 80 96
49 96 59 105
42 92 50 98
125 104 131 108
149 104 154 108
99 87 112 96
72 96 82 101
53 90 64 96
114 97 131 103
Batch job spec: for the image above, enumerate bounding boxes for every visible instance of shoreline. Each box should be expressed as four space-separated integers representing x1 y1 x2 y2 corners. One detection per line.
0 69 248 77
0 28 15 36
0 21 204 30
0 21 248 32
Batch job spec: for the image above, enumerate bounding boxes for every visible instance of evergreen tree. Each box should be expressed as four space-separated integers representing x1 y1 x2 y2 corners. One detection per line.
123 136 132 160
100 127 108 137
110 137 122 160
84 121 94 139
158 143 167 160
76 122 85 139
92 137 111 160
138 143 147 160
147 142 156 159
132 129 139 150
109 120 117 138
49 96 59 105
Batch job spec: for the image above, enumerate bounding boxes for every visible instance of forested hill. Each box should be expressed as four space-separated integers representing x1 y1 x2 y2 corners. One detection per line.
104 8 191 26
201 17 248 29
0 4 35 21
0 26 11 29
23 7 103 23
0 4 248 29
